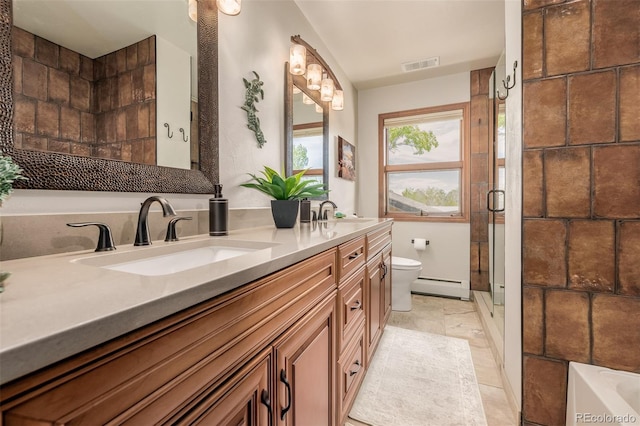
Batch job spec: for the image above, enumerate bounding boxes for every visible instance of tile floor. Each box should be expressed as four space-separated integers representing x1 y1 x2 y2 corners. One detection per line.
346 294 517 426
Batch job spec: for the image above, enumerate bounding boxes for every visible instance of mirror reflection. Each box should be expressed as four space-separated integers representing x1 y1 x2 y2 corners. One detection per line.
292 87 324 184
12 0 197 170
285 72 329 199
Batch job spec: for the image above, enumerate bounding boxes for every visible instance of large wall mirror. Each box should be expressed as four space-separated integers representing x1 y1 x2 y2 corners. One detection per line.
284 65 329 199
0 0 218 193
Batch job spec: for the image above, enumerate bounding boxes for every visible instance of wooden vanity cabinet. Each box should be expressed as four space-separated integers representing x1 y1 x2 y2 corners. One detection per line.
337 235 366 281
1 250 336 425
171 348 273 425
273 294 336 426
364 223 393 364
365 254 384 364
381 244 392 324
335 236 367 425
1 223 393 426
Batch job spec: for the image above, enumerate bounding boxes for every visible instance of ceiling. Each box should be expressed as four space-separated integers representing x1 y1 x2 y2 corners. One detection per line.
13 0 196 59
13 0 505 91
294 0 506 90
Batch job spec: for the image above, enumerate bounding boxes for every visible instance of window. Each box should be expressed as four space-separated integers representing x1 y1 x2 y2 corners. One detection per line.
293 122 323 184
379 103 469 222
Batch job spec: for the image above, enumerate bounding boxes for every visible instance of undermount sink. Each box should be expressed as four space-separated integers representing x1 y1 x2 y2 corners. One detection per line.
73 239 278 276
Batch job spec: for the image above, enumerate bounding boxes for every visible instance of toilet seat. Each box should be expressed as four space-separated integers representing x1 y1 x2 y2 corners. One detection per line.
391 256 422 271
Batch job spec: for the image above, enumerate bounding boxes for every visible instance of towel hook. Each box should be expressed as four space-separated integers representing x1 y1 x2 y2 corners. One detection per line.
179 127 189 143
496 60 518 101
164 123 173 138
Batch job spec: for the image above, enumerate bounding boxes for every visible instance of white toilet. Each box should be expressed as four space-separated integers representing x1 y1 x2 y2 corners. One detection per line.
391 256 422 311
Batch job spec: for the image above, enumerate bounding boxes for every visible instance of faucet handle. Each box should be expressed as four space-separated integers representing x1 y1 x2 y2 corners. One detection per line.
165 217 192 242
67 222 116 252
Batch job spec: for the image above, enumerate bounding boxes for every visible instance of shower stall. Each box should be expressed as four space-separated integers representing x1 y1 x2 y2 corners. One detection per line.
477 51 507 359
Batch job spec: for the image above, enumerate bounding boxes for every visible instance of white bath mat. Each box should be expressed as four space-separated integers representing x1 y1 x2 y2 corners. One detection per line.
349 326 487 426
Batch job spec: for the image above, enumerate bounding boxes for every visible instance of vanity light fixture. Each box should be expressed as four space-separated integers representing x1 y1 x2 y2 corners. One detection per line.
320 75 334 102
189 0 241 22
306 63 322 91
289 44 306 75
188 0 197 22
217 0 242 15
288 35 344 111
331 89 344 111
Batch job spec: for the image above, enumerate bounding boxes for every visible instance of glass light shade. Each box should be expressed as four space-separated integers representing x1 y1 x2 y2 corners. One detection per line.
315 103 323 113
289 44 306 76
306 64 322 91
320 76 334 102
292 85 302 94
302 93 314 105
188 0 197 22
331 89 344 111
217 0 241 16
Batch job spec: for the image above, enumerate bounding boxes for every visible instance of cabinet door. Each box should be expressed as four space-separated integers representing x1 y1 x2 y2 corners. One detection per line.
336 324 365 425
365 255 383 364
273 294 336 426
381 245 392 325
172 349 272 426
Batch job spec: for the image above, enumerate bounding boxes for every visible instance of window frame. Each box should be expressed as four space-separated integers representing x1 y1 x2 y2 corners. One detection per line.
378 102 470 223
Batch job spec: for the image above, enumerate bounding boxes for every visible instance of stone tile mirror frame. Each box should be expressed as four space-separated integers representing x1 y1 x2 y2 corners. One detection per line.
0 0 218 193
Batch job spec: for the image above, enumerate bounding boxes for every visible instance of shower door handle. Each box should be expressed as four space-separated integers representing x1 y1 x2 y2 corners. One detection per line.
486 189 505 213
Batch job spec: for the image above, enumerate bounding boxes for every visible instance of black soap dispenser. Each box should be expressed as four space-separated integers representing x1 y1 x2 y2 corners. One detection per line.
300 198 311 223
209 184 228 236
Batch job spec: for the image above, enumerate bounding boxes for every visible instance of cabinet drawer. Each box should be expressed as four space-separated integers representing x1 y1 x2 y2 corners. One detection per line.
170 348 272 425
366 223 392 260
3 250 337 425
338 236 366 280
337 325 365 425
337 266 365 353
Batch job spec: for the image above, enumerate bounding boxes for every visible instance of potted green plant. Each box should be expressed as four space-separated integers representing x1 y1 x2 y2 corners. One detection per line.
0 154 27 291
241 166 328 228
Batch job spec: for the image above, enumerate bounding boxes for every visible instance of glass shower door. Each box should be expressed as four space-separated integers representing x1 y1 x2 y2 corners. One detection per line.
488 53 506 338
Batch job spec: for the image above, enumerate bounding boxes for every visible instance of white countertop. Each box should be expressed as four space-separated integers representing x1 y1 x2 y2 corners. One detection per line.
0 219 391 385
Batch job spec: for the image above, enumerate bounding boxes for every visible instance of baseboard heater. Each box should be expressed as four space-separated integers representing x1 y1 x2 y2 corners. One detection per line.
411 277 470 301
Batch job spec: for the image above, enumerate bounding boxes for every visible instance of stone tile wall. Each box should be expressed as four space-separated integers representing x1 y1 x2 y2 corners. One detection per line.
12 28 156 164
521 0 640 424
93 36 156 164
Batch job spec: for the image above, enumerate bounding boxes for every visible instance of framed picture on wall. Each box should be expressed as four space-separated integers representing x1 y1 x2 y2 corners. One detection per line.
338 137 356 181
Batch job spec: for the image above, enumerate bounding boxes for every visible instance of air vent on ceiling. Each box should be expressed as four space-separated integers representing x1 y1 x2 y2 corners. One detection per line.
401 57 440 73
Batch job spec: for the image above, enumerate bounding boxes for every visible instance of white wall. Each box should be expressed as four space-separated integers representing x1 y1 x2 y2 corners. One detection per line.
217 1 357 212
5 0 357 216
156 36 192 170
357 73 471 282
503 0 522 411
